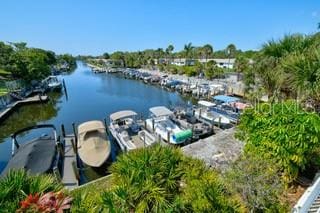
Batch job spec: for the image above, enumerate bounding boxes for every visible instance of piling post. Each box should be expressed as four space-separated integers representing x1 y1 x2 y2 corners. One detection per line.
167 131 170 144
61 124 66 138
152 119 155 132
219 117 222 129
72 123 78 155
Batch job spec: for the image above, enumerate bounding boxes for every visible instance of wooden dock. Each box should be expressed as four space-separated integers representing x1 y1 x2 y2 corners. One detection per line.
61 134 79 189
0 95 48 122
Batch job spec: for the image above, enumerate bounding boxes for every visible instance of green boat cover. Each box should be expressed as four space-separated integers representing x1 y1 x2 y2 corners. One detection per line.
172 129 192 143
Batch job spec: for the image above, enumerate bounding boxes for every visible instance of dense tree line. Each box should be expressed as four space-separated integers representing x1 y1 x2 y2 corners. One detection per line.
96 43 257 69
0 41 76 83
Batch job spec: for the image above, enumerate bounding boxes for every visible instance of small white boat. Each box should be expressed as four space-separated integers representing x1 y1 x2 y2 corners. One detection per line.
109 110 156 152
146 106 192 145
42 76 62 91
77 120 111 167
194 100 231 126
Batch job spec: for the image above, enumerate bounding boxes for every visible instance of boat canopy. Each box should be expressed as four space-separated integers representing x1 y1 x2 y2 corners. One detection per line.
78 120 105 134
198 100 216 107
213 95 240 103
149 106 173 117
110 110 137 121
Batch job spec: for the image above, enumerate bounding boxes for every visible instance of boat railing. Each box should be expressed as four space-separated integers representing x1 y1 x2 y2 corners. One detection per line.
11 124 57 155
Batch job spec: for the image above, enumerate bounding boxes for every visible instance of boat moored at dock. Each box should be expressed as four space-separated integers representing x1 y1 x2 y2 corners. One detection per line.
109 110 156 152
1 124 63 177
77 120 111 167
146 106 192 145
194 100 231 127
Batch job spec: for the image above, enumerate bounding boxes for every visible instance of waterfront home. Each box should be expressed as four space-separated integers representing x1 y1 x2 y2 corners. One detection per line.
198 58 235 69
171 58 196 66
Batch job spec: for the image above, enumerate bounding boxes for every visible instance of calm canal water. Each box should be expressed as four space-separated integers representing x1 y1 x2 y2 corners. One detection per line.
0 61 189 173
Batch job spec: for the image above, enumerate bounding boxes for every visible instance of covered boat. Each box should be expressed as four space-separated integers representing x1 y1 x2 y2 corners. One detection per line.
1 124 63 177
77 120 111 167
109 110 156 152
195 100 231 126
146 106 192 145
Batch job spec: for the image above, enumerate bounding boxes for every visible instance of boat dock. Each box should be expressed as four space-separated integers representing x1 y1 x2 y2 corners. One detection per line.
0 94 48 122
61 134 79 189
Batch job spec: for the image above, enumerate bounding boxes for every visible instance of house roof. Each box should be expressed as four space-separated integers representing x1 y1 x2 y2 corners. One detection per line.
149 106 173 117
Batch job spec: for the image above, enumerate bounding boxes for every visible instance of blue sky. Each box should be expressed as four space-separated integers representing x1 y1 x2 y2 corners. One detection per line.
0 0 319 55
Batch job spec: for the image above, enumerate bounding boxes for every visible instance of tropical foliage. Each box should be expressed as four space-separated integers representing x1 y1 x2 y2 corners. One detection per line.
248 33 320 107
100 145 241 212
17 191 72 213
0 170 63 212
237 101 320 182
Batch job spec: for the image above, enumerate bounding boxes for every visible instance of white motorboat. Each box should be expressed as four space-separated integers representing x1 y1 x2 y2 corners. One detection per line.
109 110 156 152
145 106 192 145
42 76 62 91
77 120 111 167
194 100 231 126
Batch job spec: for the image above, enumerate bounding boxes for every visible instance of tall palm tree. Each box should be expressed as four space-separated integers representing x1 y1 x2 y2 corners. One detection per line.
202 44 213 62
184 42 194 59
282 48 320 109
165 44 174 64
234 55 249 81
226 44 236 69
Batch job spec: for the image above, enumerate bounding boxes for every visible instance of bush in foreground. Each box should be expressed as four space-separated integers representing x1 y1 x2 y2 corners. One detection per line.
101 144 241 212
0 170 63 212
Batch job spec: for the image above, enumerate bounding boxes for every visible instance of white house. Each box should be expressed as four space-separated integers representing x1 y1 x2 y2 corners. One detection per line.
198 58 236 69
170 58 196 66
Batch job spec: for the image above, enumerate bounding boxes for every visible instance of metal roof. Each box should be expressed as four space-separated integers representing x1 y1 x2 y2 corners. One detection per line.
110 110 137 121
213 95 240 103
198 100 216 107
149 106 173 117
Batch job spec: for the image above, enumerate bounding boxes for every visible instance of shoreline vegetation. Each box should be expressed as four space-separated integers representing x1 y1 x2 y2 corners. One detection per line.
1 31 320 212
0 41 76 96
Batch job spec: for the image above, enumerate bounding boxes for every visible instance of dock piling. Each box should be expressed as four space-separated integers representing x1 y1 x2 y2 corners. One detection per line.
61 124 66 138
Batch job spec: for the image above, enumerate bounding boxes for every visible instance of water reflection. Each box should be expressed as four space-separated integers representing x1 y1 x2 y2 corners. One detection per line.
0 92 61 143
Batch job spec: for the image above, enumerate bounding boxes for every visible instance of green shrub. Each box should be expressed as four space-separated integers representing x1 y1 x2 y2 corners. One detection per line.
0 170 63 212
100 144 242 212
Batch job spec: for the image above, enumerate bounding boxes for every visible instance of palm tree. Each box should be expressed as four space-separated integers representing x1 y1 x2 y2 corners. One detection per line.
202 44 213 62
234 56 249 81
165 44 174 64
184 42 194 59
226 44 236 69
282 48 320 109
